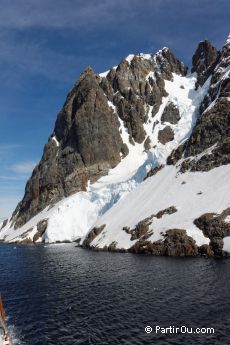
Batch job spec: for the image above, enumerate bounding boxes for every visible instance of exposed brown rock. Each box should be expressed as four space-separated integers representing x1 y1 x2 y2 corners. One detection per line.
121 143 129 158
20 228 33 239
210 238 224 257
161 102 180 124
82 224 106 248
192 40 219 87
129 229 198 256
194 208 230 256
155 206 177 219
163 229 198 256
168 40 230 173
130 216 154 241
182 98 230 171
167 142 186 165
108 241 118 251
1 219 8 230
144 136 151 150
12 68 124 229
144 165 164 180
198 244 213 256
194 208 230 239
158 126 174 145
129 239 164 255
33 219 48 242
155 48 188 80
122 216 154 241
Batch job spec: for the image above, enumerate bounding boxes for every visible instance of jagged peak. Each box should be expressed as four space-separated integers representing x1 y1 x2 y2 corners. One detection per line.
98 46 187 83
192 40 217 61
222 33 230 59
121 47 173 66
79 66 96 78
224 32 230 46
156 46 170 55
191 40 219 87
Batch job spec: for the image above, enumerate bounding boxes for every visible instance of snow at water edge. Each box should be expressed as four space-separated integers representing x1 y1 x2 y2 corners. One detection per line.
1 68 229 252
91 164 230 250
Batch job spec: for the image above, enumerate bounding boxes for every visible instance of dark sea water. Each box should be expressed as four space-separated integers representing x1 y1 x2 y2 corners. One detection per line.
0 244 229 345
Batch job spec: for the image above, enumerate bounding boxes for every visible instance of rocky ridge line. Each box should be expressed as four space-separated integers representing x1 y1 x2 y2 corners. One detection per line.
9 48 187 229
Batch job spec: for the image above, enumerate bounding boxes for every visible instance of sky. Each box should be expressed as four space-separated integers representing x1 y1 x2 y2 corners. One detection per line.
0 0 230 219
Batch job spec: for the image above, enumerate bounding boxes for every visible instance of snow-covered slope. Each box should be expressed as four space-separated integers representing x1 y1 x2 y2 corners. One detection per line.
1 37 230 256
89 164 230 251
0 71 210 243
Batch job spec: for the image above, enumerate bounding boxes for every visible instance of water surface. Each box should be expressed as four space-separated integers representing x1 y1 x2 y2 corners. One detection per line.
0 244 229 344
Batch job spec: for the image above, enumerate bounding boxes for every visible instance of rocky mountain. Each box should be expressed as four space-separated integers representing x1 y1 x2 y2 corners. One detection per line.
1 34 230 257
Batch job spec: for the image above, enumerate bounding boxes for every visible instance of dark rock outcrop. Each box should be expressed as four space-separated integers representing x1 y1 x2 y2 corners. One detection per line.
169 37 230 172
0 219 7 230
122 216 154 241
191 40 219 87
12 69 124 228
144 165 164 180
198 244 212 256
181 98 230 172
129 229 198 256
167 142 185 165
33 219 48 242
82 224 106 248
155 48 188 80
161 102 180 124
194 208 230 256
155 206 177 219
158 126 174 144
123 208 177 242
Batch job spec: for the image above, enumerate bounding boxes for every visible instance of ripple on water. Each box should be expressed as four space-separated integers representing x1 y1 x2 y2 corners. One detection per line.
0 244 229 345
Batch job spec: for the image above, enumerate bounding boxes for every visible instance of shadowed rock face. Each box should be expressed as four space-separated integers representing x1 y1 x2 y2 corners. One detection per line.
101 50 187 143
10 49 187 229
191 40 219 88
13 69 124 228
122 215 154 241
82 224 106 249
194 208 230 256
129 229 198 256
144 165 164 180
186 44 230 159
168 38 230 172
180 98 230 172
158 126 174 144
161 102 180 124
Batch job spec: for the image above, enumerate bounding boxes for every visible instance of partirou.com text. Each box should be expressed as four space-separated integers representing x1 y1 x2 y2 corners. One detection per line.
145 325 215 334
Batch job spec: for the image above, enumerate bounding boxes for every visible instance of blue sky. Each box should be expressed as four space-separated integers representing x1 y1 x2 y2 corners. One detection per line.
0 0 230 219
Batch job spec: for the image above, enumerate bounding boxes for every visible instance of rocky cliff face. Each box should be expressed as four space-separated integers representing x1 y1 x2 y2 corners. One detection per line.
10 48 187 229
1 35 230 256
168 35 230 173
12 68 125 228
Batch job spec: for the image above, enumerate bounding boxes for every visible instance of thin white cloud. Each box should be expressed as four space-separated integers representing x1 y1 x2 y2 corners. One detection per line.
10 160 37 174
0 144 22 150
0 0 224 32
0 144 23 160
0 0 140 30
0 1 139 82
0 175 27 181
0 196 21 220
